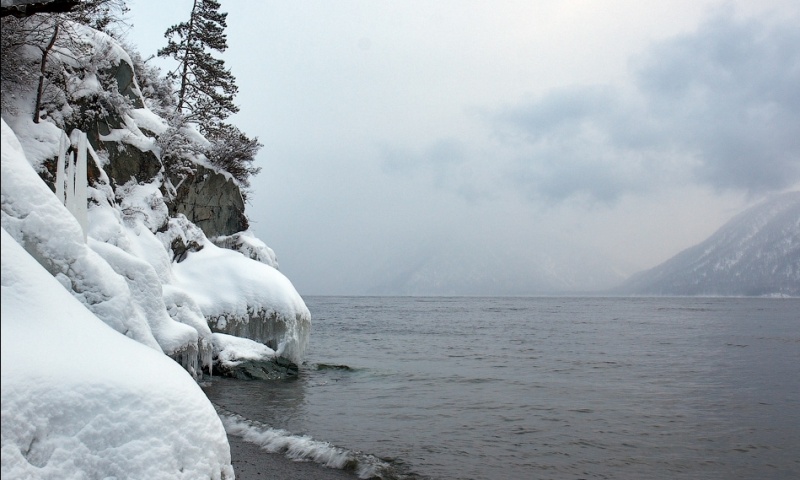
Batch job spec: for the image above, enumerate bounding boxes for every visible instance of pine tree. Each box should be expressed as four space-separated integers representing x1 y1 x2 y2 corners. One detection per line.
158 0 239 134
205 122 262 193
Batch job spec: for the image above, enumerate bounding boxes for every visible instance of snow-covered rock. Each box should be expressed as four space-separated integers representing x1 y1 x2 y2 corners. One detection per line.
173 241 311 365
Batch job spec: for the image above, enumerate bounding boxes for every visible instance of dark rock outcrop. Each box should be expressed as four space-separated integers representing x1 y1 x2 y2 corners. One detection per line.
111 60 144 109
213 356 299 380
102 140 162 186
167 164 248 238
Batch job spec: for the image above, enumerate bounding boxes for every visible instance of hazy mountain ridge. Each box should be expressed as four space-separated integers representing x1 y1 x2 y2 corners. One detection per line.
618 191 800 297
366 233 628 296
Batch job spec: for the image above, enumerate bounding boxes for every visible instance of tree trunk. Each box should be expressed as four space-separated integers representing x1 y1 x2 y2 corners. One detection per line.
34 23 59 124
176 0 198 115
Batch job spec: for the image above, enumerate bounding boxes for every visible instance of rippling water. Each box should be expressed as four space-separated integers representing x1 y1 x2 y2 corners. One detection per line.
203 296 800 480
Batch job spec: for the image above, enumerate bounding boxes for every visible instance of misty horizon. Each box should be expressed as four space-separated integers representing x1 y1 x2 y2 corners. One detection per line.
128 0 800 295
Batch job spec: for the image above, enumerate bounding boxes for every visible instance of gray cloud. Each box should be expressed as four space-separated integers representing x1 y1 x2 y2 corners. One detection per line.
381 138 467 175
493 11 800 202
494 86 620 143
379 138 497 202
492 86 655 204
634 12 800 192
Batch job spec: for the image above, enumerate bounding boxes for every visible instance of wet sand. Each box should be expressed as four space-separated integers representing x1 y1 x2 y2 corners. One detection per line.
228 434 357 480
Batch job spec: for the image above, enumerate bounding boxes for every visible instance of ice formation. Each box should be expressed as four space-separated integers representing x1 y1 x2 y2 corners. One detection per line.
52 130 90 240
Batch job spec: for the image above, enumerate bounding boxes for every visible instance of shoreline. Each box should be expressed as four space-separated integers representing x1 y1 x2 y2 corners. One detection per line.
227 434 357 480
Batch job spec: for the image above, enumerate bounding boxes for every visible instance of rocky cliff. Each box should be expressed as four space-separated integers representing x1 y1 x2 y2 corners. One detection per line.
1 18 309 376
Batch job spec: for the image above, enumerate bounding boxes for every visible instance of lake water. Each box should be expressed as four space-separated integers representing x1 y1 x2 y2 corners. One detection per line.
203 296 800 480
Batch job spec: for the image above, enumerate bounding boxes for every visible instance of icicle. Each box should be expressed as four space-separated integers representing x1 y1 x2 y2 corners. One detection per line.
199 336 213 377
57 130 90 242
56 133 67 204
74 131 89 241
65 149 75 215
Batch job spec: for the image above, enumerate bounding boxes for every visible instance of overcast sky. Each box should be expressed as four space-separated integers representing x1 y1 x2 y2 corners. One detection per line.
126 0 800 295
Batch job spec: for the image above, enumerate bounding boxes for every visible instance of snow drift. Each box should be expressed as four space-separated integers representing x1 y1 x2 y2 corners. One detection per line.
1 228 234 479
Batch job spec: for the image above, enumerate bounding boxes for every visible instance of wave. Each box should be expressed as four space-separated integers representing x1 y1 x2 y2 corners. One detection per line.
312 362 356 371
215 405 418 479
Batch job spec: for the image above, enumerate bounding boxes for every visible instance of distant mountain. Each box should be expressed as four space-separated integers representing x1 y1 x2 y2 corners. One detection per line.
618 191 800 297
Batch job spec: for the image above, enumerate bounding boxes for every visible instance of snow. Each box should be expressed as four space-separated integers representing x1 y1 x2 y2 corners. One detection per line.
88 239 199 357
2 114 63 171
2 119 162 351
212 332 276 369
1 228 234 479
129 107 170 136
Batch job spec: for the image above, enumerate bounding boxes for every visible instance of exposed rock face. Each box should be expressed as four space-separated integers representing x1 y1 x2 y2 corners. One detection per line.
66 58 161 187
102 141 161 186
167 165 249 238
111 60 144 109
